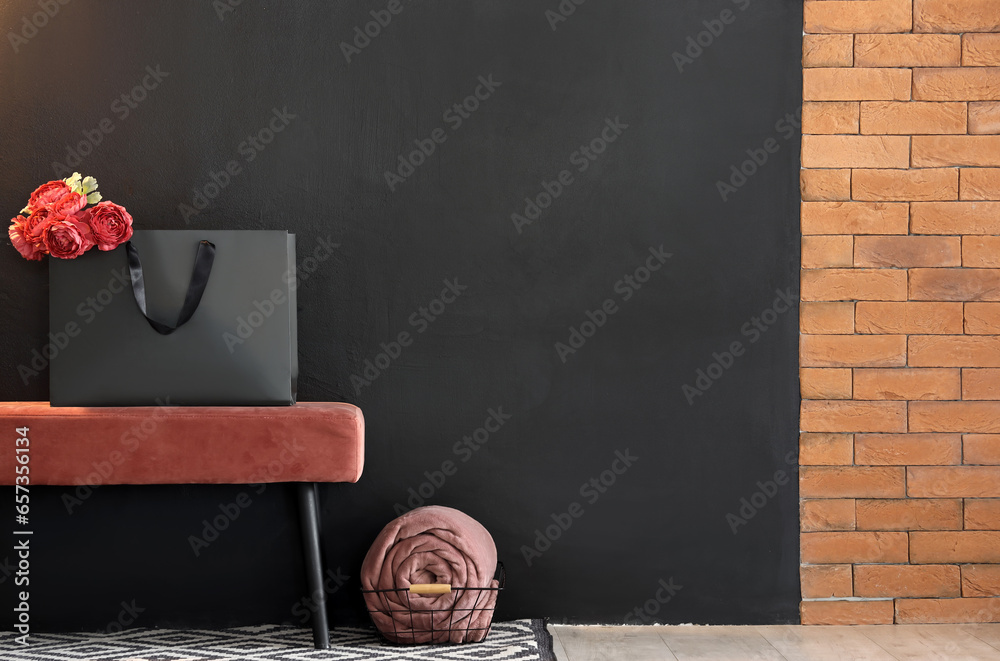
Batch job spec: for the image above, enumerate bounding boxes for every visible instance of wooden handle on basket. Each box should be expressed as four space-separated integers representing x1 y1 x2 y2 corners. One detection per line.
409 583 451 595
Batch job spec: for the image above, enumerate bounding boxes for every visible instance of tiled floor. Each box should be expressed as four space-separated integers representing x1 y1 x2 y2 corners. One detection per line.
548 623 1000 660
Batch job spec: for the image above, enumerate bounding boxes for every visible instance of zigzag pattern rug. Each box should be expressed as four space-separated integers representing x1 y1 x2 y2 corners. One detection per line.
0 620 555 660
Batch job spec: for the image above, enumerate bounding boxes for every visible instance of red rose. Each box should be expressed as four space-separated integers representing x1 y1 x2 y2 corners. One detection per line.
8 217 44 261
40 215 95 259
24 205 57 240
51 191 87 215
87 201 133 251
25 180 71 214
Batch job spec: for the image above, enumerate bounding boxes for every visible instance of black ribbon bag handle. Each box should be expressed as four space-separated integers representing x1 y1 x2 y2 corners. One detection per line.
125 240 216 335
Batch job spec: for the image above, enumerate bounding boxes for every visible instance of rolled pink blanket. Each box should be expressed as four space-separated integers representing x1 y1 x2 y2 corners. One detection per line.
361 506 500 644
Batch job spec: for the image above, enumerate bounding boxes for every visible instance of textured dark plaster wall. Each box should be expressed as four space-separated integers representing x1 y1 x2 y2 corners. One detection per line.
0 0 801 630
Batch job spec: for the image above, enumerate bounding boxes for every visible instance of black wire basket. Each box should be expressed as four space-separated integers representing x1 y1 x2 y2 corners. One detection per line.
362 562 505 645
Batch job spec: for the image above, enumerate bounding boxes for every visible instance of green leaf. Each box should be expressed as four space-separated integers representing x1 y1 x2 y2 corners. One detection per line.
86 191 102 204
64 172 83 194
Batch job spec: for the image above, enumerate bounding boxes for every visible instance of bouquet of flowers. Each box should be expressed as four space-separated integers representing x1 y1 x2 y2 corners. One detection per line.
8 172 133 260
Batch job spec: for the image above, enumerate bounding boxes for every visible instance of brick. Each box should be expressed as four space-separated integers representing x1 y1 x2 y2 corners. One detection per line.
911 202 1000 234
801 169 851 201
963 238 1000 268
802 400 907 433
911 400 1000 430
802 102 859 134
957 366 1000 402
803 34 853 68
970 102 1000 134
963 369 1000 400
806 0 912 34
896 597 1000 624
908 466 1000 497
853 169 959 202
800 466 905 498
854 369 960 402
961 169 1000 200
860 101 966 135
963 566 1000 598
804 68 911 102
914 68 1000 102
964 435 1000 464
855 236 960 267
913 137 1000 168
801 301 855 334
856 302 963 335
801 335 906 367
800 564 852 598
802 202 908 235
965 34 1000 68
915 0 1000 33
855 34 961 68
801 269 907 302
965 499 1000 528
801 531 907 563
801 499 856 532
802 368 852 400
967 303 1000 334
855 564 960 598
856 432 961 463
802 136 910 169
800 432 854 466
856 498 963 530
801 600 894 625
911 531 1000 563
910 269 1000 302
803 236 854 269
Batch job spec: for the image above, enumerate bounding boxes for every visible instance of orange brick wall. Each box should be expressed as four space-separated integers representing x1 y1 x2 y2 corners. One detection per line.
800 0 1000 625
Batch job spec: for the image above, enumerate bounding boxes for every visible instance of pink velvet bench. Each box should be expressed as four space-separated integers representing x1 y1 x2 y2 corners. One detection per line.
0 401 364 649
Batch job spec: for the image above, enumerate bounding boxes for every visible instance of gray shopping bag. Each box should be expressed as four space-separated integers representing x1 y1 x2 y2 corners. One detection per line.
49 230 297 406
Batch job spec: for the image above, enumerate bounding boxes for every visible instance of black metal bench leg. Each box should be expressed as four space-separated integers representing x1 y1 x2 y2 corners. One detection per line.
297 481 330 649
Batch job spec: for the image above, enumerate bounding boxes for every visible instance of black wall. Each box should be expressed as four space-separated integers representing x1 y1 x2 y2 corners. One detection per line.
0 0 802 631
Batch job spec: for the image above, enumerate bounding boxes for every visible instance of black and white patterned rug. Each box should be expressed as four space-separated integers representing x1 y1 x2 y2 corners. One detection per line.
0 620 554 660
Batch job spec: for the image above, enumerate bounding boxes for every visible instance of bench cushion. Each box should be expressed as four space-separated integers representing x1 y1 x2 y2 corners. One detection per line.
0 402 363 486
